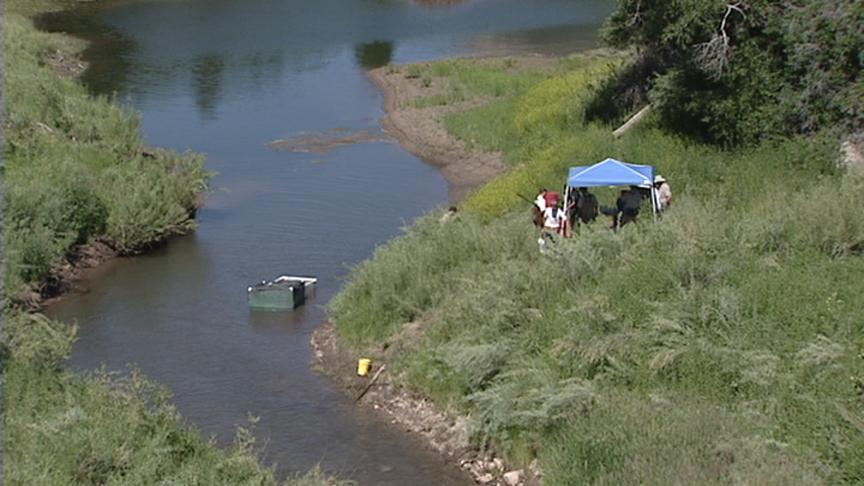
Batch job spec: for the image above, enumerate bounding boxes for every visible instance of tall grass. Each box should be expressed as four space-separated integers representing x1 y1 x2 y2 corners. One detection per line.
438 53 623 166
3 313 349 486
3 7 342 486
3 12 210 300
330 53 864 483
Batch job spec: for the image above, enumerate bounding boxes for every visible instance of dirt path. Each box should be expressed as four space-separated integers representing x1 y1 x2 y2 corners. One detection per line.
367 67 507 203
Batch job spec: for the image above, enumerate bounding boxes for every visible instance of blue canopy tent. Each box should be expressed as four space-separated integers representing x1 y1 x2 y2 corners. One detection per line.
565 158 659 217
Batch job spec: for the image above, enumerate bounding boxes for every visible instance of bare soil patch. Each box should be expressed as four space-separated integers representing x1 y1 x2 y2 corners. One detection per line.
842 137 864 175
28 240 118 310
367 66 507 203
44 47 88 78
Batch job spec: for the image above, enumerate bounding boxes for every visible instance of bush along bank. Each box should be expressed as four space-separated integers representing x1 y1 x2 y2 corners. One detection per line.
3 7 346 485
329 52 864 484
4 8 209 307
3 312 350 486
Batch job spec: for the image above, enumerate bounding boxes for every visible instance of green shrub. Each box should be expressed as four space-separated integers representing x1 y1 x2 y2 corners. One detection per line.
4 222 72 290
3 12 210 297
601 0 864 145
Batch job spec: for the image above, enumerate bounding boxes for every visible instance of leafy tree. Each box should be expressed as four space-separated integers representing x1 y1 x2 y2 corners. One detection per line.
601 0 863 145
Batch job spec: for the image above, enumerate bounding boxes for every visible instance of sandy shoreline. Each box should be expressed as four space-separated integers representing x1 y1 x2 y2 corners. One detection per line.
367 66 507 203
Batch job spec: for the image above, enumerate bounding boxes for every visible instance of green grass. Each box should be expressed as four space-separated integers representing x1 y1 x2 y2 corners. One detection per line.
445 100 519 153
3 10 210 300
4 313 350 486
441 53 624 165
329 54 864 484
403 53 624 168
3 5 343 485
406 58 551 111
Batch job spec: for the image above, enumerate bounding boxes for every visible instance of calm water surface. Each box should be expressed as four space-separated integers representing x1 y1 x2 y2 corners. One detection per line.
43 0 614 483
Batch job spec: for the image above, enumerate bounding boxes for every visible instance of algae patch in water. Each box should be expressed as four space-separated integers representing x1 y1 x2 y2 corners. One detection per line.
269 129 391 154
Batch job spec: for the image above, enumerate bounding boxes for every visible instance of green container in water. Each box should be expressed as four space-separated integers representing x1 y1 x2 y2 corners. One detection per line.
247 276 315 311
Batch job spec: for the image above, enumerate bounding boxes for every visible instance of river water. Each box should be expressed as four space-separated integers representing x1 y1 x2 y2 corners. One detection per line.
42 0 613 483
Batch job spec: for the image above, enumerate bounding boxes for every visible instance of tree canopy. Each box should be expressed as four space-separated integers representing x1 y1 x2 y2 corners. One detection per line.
602 0 863 145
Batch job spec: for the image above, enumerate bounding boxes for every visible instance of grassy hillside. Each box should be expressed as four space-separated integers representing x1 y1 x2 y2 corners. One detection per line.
329 54 864 483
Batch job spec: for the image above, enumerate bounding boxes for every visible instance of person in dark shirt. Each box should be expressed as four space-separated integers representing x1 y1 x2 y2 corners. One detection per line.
571 187 598 227
613 187 643 230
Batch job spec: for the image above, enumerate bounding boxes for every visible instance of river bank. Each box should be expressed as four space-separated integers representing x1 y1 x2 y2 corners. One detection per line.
3 4 344 484
368 65 503 203
5 2 210 308
317 53 619 485
366 55 577 203
6 10 189 308
312 322 539 486
313 56 583 485
327 50 864 484
21 2 625 483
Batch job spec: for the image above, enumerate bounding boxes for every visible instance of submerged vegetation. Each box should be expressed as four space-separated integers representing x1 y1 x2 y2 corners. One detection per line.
331 46 864 484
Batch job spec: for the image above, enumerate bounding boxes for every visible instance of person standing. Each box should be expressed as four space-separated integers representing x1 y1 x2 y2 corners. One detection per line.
654 175 672 211
534 188 548 212
532 188 547 228
574 187 598 225
545 202 568 234
544 190 561 210
613 187 643 230
539 201 567 252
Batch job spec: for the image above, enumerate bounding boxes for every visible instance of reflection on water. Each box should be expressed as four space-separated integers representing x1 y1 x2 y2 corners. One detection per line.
355 41 394 70
469 23 605 56
39 0 615 109
34 8 136 95
43 0 616 483
192 53 225 120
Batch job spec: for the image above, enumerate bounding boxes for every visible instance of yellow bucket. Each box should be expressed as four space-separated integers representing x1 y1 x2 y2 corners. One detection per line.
357 358 372 377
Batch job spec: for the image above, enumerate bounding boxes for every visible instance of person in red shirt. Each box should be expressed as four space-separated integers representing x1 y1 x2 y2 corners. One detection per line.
543 190 561 209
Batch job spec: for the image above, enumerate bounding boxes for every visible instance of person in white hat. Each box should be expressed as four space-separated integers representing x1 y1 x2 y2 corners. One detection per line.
654 175 672 212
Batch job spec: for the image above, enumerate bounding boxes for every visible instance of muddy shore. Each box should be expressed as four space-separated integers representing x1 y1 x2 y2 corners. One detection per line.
367 65 507 204
312 323 541 486
313 59 546 485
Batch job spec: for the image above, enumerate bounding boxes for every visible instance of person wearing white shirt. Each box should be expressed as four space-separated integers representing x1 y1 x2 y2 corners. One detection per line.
534 188 547 212
654 175 673 212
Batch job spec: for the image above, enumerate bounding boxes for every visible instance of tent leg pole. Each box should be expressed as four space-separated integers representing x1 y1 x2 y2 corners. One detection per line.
651 187 658 221
564 185 570 233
